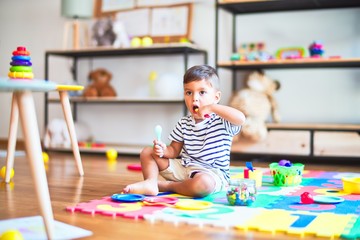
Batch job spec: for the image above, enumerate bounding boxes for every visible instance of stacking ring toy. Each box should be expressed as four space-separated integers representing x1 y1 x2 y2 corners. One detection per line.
12 50 30 56
8 72 34 79
12 55 31 61
10 66 32 72
10 60 32 66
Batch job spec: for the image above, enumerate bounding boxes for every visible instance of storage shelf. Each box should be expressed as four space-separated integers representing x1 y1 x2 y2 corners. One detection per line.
266 123 360 132
48 96 184 104
218 0 360 14
45 43 207 58
47 143 144 155
215 1 360 161
218 58 360 70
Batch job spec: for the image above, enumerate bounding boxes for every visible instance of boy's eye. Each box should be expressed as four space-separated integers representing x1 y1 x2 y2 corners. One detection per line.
185 91 192 96
200 91 206 95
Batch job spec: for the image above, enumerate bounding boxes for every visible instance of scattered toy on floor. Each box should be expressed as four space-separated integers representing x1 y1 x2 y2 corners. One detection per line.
106 148 118 161
0 166 14 181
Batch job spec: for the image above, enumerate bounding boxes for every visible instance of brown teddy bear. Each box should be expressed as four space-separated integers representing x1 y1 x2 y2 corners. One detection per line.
229 70 280 142
83 68 117 97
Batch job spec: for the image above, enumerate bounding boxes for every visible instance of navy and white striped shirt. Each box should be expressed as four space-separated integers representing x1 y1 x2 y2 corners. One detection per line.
169 113 241 181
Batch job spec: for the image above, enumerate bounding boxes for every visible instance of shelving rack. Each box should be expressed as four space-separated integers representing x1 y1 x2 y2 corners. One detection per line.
215 0 360 161
44 44 208 154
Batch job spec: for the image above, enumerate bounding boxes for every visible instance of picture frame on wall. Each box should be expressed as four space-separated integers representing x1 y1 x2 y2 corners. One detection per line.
94 0 193 43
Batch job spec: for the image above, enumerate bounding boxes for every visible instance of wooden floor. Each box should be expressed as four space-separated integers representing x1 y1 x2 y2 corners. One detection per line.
1 151 359 240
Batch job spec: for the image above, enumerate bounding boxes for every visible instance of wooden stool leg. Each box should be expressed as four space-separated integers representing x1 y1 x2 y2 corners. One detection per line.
16 91 54 239
59 90 84 176
5 94 19 183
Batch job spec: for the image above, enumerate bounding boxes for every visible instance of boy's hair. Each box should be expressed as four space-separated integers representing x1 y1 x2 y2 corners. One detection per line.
183 65 220 90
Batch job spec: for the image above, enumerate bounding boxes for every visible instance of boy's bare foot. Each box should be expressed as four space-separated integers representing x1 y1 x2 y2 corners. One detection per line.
123 179 159 196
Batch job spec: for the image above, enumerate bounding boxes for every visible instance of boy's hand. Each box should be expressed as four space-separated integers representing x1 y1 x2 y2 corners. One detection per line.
153 140 166 157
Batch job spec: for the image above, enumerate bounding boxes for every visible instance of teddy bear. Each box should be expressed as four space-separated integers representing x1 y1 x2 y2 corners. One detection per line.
229 70 281 142
83 68 117 97
43 119 92 148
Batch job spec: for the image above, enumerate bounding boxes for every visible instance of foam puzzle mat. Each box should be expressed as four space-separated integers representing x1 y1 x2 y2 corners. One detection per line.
66 167 360 239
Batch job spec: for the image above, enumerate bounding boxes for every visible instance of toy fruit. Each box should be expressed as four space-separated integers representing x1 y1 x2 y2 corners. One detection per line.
0 229 24 240
0 166 14 180
141 36 153 47
106 148 118 161
300 192 314 204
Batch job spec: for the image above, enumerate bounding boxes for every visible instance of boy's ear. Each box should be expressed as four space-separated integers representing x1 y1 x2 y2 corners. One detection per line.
214 91 221 103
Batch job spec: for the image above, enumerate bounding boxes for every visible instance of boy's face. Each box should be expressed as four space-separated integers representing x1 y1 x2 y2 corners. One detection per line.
183 79 221 120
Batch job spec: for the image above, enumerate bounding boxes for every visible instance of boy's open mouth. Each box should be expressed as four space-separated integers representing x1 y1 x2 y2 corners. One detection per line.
193 106 199 112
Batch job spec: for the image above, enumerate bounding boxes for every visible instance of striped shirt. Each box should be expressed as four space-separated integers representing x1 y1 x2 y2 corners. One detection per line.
169 113 241 181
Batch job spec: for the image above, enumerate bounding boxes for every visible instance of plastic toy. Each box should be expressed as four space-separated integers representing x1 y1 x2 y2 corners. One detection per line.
111 193 145 202
275 47 306 59
8 46 34 80
300 192 314 204
0 229 24 240
141 36 153 47
10 60 32 66
127 164 142 171
243 162 263 187
227 179 257 206
130 37 141 47
269 162 304 186
278 159 292 167
42 152 49 164
309 41 324 57
0 166 14 180
106 148 118 161
155 125 162 142
342 177 360 194
313 195 344 204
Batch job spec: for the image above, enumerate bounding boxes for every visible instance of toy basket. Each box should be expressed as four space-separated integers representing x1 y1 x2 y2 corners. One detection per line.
269 162 304 186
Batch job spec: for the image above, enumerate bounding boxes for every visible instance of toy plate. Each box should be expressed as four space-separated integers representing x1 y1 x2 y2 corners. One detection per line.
111 194 145 202
175 199 213 210
143 196 178 205
313 195 344 204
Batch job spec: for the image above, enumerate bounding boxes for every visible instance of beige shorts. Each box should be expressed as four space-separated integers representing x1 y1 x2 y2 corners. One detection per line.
159 158 228 193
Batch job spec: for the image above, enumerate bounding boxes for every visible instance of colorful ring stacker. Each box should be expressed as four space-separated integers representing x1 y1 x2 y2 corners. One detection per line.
12 56 31 61
10 60 32 66
12 50 30 56
8 72 34 79
10 66 32 72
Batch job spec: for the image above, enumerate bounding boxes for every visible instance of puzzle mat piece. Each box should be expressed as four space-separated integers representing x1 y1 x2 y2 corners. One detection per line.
0 215 92 240
268 195 359 215
341 216 360 239
66 196 166 219
144 204 264 228
238 209 358 239
144 205 360 239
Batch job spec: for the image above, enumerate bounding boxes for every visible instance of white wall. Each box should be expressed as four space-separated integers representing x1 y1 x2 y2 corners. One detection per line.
0 1 358 147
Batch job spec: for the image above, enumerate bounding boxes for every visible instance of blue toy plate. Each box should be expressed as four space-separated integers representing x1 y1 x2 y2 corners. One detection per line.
313 195 344 204
111 193 145 202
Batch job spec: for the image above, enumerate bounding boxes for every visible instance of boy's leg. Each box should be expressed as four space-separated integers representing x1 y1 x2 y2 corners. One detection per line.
123 146 169 196
158 172 216 197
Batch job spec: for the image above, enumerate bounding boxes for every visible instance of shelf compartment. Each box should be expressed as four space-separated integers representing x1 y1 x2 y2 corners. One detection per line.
218 0 360 14
218 58 360 70
46 43 207 58
46 143 144 155
48 96 184 104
